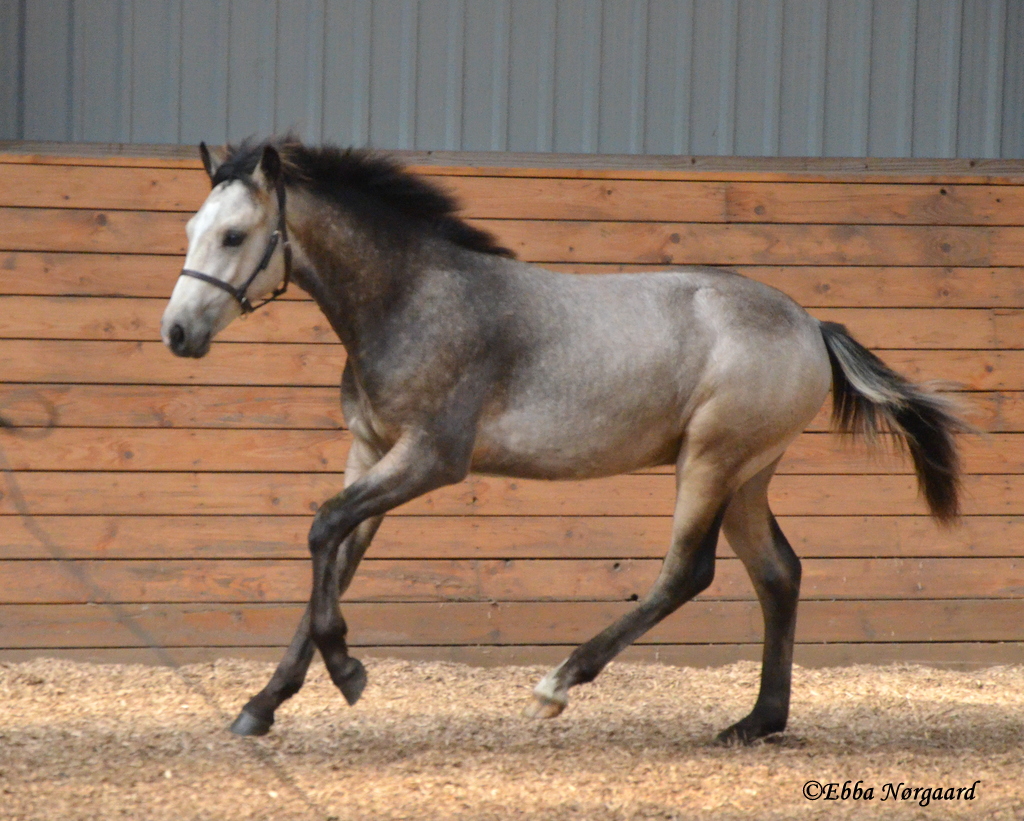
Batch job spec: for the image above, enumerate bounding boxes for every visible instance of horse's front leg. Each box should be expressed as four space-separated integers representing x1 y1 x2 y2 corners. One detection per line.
230 439 384 736
308 431 469 702
229 518 385 735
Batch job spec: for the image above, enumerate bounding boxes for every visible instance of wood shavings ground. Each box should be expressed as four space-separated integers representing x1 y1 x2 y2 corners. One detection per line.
1 658 1022 820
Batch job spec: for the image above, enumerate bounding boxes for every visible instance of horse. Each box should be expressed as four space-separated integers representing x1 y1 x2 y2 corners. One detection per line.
160 138 967 743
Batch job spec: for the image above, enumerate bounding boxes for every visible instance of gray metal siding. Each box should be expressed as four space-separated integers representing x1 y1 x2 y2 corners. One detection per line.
734 0 783 157
1004 0 1024 158
913 0 962 158
1 0 1021 157
0 0 23 140
958 0 1006 157
779 0 827 157
867 0 916 158
824 0 871 157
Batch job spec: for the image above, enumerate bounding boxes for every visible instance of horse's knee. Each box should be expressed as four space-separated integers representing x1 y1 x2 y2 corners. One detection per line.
310 603 348 648
308 497 353 555
308 509 333 555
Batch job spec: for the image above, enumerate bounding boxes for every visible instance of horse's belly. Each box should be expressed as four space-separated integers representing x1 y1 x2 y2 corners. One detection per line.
471 411 683 480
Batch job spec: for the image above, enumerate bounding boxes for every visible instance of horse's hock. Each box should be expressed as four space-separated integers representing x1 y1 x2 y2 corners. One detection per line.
1 144 1023 669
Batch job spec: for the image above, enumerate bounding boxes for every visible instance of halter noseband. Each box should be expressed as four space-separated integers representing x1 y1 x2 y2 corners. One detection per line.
179 176 293 315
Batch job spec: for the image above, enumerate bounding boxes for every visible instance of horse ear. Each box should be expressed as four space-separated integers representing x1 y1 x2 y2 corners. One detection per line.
199 142 224 182
258 144 282 188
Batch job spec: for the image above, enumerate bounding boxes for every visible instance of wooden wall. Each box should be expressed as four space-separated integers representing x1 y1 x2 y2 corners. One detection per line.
1 145 1023 669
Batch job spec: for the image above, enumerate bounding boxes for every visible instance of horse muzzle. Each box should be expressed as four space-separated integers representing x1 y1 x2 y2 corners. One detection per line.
163 317 212 358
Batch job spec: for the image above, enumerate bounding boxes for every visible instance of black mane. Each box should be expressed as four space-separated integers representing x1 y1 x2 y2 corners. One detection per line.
212 138 514 259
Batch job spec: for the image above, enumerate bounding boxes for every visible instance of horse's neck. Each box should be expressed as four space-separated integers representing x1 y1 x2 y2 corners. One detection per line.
288 190 413 354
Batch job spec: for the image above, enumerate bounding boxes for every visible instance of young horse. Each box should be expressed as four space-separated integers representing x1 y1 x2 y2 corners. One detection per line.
161 138 966 743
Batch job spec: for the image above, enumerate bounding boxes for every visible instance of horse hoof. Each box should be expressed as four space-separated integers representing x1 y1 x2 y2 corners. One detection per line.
714 717 784 746
714 726 750 746
523 694 566 720
337 657 367 706
229 709 274 737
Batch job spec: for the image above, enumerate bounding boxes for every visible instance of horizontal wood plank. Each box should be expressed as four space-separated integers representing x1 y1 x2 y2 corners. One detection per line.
880 350 1024 390
3 254 1022 310
0 164 207 210
1 384 1016 431
445 179 1024 226
0 383 344 429
424 178 1024 226
4 296 1024 350
0 207 189 254
0 144 202 167
0 340 1015 389
0 428 1015 473
0 296 338 344
778 433 1017 474
484 221 1024 266
0 296 340 344
731 265 1024 309
723 182 1024 226
447 176 727 221
4 163 1020 227
0 252 225 298
0 472 1018 516
0 427 352 472
810 307 1024 349
6 209 1024 266
4 556 1023 604
6 143 1024 182
2 599 1022 647
0 340 346 385
0 514 1017 560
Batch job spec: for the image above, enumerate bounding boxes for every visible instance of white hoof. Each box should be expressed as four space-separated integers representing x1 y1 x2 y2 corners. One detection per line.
524 661 568 719
523 694 566 719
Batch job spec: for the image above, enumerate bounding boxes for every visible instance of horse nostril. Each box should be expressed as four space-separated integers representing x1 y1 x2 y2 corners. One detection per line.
169 323 185 351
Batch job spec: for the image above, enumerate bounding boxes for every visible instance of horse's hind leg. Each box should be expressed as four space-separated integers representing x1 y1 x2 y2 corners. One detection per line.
716 460 802 744
525 455 732 719
229 440 383 736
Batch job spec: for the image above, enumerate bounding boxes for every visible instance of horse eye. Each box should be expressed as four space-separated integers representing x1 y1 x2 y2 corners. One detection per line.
223 229 247 248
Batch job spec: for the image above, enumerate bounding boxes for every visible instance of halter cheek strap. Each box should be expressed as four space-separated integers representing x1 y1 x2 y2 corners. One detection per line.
179 176 293 315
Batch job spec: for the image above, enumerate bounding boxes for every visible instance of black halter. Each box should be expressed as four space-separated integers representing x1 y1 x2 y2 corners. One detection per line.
179 176 293 315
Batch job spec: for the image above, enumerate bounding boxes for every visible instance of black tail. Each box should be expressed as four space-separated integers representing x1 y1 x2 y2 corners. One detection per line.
819 321 969 523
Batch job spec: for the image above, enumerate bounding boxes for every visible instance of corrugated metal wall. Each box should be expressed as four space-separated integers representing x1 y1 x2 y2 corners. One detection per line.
1 0 1022 157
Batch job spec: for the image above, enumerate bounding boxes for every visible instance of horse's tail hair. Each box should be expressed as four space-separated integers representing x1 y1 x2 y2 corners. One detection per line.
819 321 970 524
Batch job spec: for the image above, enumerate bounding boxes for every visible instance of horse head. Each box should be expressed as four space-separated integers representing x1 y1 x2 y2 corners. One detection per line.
161 142 291 358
